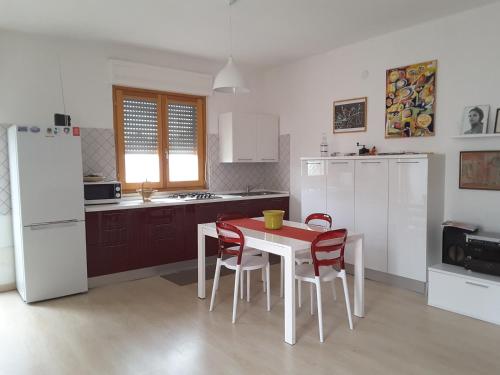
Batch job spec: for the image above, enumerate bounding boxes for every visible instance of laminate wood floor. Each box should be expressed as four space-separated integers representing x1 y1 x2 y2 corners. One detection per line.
0 265 499 375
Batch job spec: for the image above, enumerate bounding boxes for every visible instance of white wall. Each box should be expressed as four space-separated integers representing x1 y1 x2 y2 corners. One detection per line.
0 30 260 133
257 3 500 231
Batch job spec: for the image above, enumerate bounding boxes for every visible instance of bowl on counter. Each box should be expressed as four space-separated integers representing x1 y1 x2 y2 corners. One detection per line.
263 210 285 229
136 188 158 202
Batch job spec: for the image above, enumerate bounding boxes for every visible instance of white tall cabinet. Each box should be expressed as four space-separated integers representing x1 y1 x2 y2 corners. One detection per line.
355 160 389 273
301 154 444 284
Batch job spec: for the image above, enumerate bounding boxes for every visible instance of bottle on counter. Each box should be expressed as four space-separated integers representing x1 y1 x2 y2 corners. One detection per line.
320 133 328 157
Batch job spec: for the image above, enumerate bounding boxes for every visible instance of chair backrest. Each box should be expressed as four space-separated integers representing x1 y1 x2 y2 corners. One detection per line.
215 220 245 265
310 229 348 276
305 213 332 229
217 212 246 222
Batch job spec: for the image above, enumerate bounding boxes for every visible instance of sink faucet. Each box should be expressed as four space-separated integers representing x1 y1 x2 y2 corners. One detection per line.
246 184 259 193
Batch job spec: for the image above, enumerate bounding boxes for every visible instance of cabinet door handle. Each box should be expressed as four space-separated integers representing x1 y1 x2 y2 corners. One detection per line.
237 158 252 161
360 161 381 164
330 162 349 164
261 158 276 161
396 161 420 164
465 281 489 288
306 162 321 165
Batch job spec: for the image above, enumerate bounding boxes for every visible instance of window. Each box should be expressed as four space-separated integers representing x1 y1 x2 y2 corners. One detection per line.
113 86 206 191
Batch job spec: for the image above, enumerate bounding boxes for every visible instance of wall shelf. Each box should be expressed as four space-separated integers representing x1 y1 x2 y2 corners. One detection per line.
451 133 500 139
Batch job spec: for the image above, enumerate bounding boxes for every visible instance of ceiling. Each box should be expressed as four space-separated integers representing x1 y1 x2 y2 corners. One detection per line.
0 0 498 67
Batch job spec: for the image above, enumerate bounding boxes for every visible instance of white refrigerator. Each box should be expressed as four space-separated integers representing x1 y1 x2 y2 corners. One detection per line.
8 125 88 303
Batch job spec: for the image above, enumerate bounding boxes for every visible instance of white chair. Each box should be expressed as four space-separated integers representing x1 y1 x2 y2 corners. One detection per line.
295 228 353 342
209 220 271 323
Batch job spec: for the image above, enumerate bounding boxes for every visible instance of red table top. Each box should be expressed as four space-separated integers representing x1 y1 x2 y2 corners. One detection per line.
226 218 322 243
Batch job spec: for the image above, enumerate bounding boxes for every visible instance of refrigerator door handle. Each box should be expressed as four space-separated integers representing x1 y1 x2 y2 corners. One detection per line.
28 219 80 230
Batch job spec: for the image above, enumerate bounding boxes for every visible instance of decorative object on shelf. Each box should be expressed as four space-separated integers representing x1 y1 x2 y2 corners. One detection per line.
385 60 436 138
137 180 158 202
459 150 500 191
213 0 249 94
495 108 500 134
333 97 367 133
461 105 490 135
320 133 328 156
369 146 378 155
356 142 370 155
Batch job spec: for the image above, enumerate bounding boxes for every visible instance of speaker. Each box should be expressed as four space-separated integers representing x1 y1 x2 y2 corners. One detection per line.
442 226 475 266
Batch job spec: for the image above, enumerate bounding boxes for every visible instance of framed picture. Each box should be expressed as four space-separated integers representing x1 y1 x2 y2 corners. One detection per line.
459 151 500 190
385 60 436 138
333 97 367 133
462 105 490 135
495 108 500 134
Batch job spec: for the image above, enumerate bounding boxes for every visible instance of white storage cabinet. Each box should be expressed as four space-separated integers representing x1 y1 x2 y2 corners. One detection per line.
219 112 279 163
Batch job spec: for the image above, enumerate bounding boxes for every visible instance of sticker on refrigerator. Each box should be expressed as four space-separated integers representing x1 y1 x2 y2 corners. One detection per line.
73 127 80 136
17 126 28 132
53 127 59 135
45 128 54 137
29 126 40 133
63 127 70 134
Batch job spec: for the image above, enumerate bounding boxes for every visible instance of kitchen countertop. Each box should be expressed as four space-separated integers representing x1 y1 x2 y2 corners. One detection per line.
300 153 432 160
84 191 290 212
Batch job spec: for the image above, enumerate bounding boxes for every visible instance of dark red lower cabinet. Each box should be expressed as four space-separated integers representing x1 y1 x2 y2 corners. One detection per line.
85 197 289 277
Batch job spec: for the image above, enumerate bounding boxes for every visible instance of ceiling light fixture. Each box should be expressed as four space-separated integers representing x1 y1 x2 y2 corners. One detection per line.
213 0 249 94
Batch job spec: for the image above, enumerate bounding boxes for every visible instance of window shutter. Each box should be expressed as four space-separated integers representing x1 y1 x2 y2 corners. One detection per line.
168 103 197 155
123 98 158 154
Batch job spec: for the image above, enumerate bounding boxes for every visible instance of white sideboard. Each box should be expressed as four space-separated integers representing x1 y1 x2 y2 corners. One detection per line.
219 112 279 163
301 154 445 283
428 263 500 325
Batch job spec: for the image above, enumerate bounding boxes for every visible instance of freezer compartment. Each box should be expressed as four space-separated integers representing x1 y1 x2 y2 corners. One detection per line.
21 220 88 303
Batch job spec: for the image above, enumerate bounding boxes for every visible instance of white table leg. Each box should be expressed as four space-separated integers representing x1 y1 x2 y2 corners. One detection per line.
353 235 364 317
197 225 206 299
283 247 296 345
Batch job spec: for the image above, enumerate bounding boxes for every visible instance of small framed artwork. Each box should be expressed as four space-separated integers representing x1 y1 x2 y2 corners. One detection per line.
495 108 500 134
333 97 367 133
461 105 490 135
459 151 500 190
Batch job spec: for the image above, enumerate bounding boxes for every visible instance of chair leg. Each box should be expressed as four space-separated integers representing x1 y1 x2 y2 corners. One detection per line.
315 278 324 342
240 270 244 300
262 252 268 292
310 283 314 315
340 272 353 330
280 256 284 298
331 279 337 301
232 266 241 323
209 258 222 312
247 270 251 302
266 263 271 311
298 279 302 308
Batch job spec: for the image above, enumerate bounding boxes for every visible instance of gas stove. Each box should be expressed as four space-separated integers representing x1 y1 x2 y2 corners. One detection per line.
167 192 222 200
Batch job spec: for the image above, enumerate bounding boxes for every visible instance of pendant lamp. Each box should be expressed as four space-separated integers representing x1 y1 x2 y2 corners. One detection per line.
213 0 249 94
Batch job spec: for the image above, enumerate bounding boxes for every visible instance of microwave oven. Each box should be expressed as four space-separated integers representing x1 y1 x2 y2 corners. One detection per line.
84 181 121 205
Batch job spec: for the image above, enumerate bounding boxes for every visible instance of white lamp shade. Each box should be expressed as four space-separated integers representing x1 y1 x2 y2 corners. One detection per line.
213 56 249 94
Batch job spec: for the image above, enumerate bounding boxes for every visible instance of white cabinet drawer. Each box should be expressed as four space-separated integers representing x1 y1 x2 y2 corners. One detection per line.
428 270 500 325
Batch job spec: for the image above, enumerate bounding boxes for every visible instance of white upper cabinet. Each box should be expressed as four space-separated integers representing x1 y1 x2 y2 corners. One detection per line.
301 160 327 222
256 114 279 162
219 112 279 163
388 159 428 281
355 159 389 273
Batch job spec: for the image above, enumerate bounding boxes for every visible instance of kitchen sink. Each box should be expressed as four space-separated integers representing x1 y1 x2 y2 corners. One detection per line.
226 191 282 197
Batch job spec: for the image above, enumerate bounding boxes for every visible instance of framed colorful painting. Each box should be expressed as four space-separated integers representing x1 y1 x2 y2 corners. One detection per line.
333 97 367 133
459 151 500 190
385 60 437 138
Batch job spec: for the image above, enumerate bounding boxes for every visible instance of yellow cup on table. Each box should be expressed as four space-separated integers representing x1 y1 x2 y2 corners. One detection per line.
263 210 285 230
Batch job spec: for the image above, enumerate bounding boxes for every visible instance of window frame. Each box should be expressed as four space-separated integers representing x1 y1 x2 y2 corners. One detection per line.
113 85 206 192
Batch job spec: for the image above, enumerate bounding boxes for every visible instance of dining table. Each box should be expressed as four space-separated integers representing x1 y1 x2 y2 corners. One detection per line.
197 217 364 345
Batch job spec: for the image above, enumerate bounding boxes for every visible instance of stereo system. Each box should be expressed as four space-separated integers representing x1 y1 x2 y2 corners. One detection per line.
442 224 500 277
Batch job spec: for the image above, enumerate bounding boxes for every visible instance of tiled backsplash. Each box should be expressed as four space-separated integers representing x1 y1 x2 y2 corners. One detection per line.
0 126 290 215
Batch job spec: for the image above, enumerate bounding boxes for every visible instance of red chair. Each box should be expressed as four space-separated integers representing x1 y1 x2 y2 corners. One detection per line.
294 213 333 309
209 221 271 323
217 212 268 299
295 229 353 342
